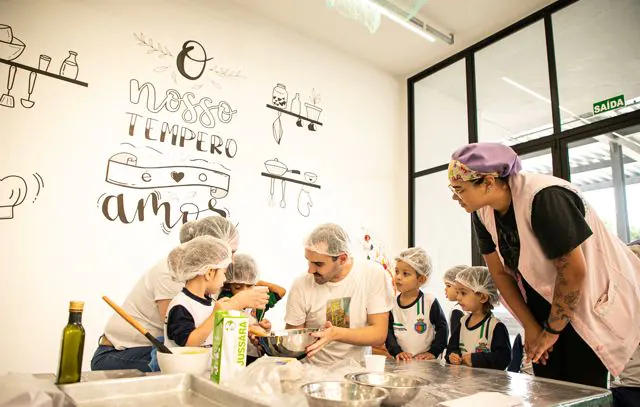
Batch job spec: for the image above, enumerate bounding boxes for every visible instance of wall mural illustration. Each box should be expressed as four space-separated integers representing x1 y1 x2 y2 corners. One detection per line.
267 84 323 144
98 145 231 235
98 33 242 234
0 172 44 220
0 23 88 110
261 158 320 217
134 33 245 90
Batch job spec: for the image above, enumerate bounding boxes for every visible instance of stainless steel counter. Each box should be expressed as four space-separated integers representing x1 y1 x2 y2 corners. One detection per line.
44 361 612 407
384 360 612 406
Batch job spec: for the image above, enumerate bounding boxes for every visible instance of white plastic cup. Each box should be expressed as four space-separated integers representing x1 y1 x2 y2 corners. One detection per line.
365 355 386 372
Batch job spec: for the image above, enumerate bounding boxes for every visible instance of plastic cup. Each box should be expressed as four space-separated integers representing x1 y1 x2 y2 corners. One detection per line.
365 354 386 372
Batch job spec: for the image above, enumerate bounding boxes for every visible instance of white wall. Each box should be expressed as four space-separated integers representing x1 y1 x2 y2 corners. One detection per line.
0 0 407 374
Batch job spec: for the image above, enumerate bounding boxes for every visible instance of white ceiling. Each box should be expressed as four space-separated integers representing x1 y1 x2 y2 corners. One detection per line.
229 0 556 77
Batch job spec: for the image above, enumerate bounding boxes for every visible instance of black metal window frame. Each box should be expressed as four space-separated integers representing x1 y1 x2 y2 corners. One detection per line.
408 0 640 263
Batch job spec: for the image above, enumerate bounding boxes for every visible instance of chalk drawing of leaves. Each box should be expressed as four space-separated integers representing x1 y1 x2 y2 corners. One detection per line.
154 66 170 72
192 84 204 90
171 71 178 84
210 80 221 90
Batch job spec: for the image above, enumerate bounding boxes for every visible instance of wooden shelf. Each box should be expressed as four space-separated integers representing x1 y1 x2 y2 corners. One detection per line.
261 172 321 189
0 58 89 87
266 104 323 126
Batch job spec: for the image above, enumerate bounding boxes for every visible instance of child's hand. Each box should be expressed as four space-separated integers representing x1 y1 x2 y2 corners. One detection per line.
461 353 473 367
415 352 435 361
395 352 413 362
448 353 462 365
231 287 269 310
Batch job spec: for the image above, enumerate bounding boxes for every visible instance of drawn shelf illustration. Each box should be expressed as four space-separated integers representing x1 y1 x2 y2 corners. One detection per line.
266 84 324 144
0 172 44 220
261 158 320 217
105 152 230 199
0 23 88 109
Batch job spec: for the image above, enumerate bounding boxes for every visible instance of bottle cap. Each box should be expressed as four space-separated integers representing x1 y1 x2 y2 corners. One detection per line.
69 301 85 312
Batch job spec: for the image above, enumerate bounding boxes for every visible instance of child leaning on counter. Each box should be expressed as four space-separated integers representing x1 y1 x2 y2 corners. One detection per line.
163 236 268 349
445 266 511 370
385 247 449 361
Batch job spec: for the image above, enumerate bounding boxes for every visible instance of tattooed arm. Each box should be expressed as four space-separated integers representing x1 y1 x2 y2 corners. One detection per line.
547 246 587 332
529 245 587 363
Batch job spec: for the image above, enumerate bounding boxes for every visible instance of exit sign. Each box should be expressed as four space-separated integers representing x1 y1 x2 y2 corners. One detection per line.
593 95 625 115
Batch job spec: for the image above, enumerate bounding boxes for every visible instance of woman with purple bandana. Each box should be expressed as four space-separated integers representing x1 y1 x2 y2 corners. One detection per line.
447 142 640 389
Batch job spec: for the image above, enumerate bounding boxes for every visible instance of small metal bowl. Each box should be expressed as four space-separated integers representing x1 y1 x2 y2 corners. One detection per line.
258 328 319 359
301 381 389 407
344 372 429 407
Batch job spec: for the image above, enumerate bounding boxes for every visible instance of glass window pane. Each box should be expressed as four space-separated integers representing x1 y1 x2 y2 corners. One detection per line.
476 21 553 145
554 0 640 130
521 149 553 175
568 124 640 243
414 61 467 172
414 171 470 320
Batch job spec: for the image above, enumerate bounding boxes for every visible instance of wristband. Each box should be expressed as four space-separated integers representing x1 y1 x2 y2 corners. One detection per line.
543 320 564 335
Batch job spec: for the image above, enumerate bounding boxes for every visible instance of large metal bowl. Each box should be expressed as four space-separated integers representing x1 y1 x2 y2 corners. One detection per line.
344 372 429 407
301 381 389 407
258 328 319 359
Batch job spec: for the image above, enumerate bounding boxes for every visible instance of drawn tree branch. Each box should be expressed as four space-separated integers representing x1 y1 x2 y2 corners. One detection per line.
133 33 173 58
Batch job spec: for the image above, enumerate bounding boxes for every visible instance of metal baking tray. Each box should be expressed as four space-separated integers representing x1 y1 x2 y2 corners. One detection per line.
59 373 270 407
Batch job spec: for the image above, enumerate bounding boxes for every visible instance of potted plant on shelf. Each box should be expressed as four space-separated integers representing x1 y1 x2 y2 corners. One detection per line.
304 88 323 131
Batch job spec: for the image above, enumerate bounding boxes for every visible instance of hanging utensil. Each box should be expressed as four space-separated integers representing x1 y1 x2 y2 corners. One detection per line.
280 179 287 208
20 71 37 108
0 65 17 108
272 112 283 144
268 177 275 206
102 296 173 354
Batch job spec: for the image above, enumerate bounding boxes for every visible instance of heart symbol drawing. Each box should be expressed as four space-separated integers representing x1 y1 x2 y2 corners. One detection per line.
171 171 185 182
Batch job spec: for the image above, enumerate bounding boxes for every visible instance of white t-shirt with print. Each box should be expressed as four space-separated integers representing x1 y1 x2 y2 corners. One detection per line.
285 259 394 366
104 258 183 349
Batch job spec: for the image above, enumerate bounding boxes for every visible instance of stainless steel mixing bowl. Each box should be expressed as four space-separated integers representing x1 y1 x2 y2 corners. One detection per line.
344 372 429 406
257 328 319 359
301 381 389 407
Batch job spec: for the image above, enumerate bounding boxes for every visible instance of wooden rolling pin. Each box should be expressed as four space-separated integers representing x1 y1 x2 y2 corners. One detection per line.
102 296 173 354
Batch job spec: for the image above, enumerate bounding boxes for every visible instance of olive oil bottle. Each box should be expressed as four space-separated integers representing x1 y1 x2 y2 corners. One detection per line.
56 301 85 384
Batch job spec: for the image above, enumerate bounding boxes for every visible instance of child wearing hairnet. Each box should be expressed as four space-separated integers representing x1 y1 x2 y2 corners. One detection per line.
163 236 233 349
385 248 449 361
217 253 286 364
443 265 469 337
445 266 511 370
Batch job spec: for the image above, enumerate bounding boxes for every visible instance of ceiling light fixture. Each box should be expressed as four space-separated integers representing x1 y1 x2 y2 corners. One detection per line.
361 0 453 44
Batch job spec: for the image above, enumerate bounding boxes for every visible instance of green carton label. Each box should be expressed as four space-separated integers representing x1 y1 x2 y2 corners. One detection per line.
211 310 248 384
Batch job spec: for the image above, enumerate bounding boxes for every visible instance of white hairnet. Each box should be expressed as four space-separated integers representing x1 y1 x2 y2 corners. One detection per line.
179 216 239 251
444 265 470 285
226 253 259 285
395 247 432 277
455 266 499 305
168 236 233 282
304 223 351 256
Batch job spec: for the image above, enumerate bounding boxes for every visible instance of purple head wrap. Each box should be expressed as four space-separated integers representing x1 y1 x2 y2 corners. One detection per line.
448 143 522 182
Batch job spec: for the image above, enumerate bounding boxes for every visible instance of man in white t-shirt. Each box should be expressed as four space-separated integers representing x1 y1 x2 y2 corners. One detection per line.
285 223 394 366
